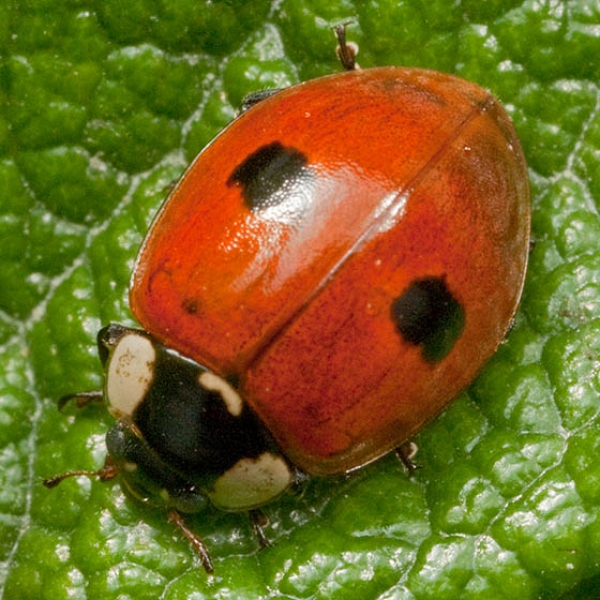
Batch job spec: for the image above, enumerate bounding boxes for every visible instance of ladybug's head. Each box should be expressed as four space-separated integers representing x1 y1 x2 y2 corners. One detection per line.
97 324 295 514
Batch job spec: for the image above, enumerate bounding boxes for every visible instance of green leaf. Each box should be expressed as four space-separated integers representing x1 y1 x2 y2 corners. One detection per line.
1 1 599 598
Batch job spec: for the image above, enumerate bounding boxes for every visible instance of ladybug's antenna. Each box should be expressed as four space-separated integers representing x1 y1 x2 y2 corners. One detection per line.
333 23 359 71
58 390 103 411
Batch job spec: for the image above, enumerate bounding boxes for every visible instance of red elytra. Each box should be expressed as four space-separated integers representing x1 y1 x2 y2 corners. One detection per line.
131 66 530 476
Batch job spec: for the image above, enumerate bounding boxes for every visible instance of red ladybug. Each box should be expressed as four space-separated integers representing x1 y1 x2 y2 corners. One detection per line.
46 26 530 572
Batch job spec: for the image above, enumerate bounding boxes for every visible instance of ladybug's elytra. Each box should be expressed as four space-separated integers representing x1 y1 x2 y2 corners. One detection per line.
46 26 530 572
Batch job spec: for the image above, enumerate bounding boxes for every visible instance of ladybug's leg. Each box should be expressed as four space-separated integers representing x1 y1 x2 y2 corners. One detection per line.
249 509 271 549
58 390 103 411
395 441 420 475
43 454 119 488
168 509 214 574
241 24 359 113
333 23 359 71
240 89 283 112
241 24 358 113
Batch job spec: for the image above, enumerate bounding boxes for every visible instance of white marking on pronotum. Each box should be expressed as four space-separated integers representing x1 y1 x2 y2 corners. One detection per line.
106 332 156 419
198 371 243 417
209 453 294 511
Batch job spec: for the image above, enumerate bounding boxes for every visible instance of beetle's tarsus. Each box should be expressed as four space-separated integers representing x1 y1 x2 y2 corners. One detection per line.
395 441 420 475
250 509 271 549
168 509 214 574
43 455 119 488
333 22 359 71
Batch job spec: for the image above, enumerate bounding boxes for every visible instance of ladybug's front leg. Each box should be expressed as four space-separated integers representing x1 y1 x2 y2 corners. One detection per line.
168 509 214 574
168 509 270 574
43 454 120 488
249 509 271 549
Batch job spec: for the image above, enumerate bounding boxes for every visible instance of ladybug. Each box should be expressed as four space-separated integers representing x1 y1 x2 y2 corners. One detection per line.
45 25 530 572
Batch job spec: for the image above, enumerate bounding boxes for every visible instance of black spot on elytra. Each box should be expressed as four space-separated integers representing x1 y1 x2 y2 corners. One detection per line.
227 141 309 211
391 276 465 363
